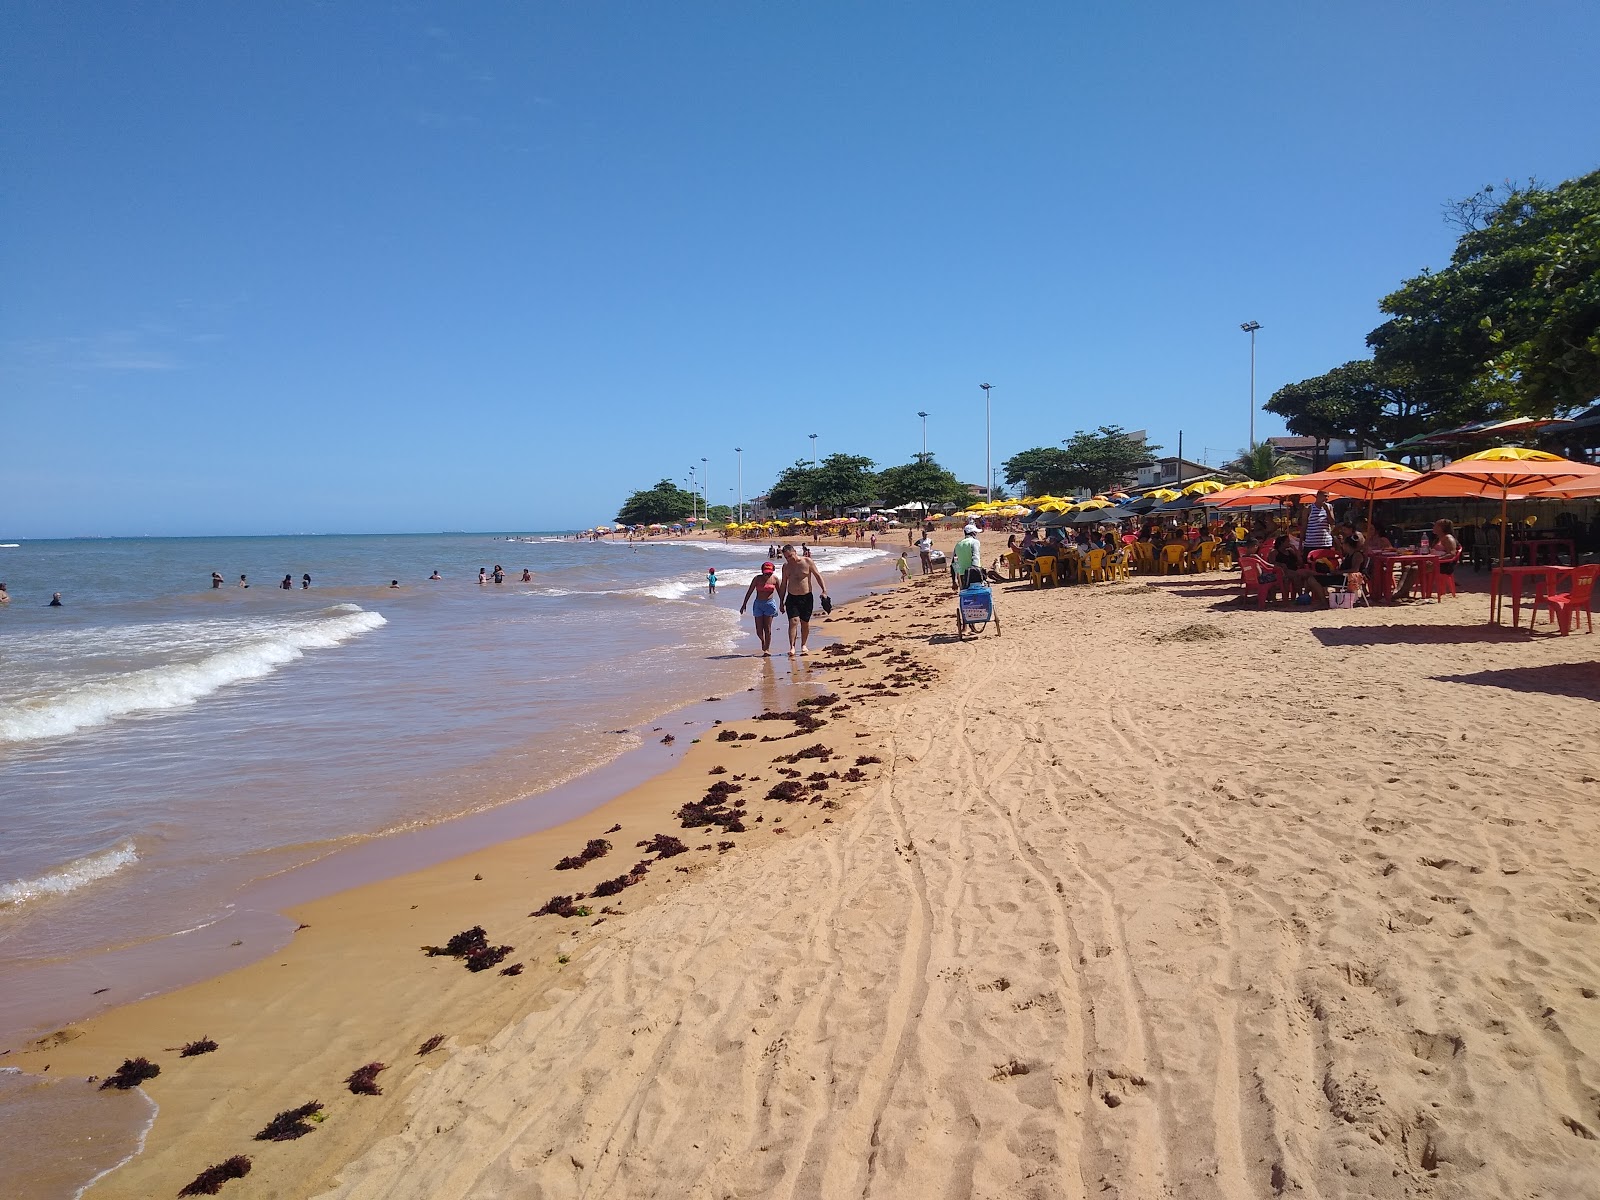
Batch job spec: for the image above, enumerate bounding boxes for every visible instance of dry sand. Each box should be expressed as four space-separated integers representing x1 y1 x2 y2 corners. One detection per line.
11 540 1600 1199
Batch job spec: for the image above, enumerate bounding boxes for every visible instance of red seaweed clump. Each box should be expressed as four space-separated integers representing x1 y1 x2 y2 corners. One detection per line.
796 692 840 709
855 755 882 766
417 1034 445 1056
178 1155 251 1196
590 873 638 898
99 1057 160 1090
345 1062 386 1096
707 765 728 775
555 838 612 870
638 833 687 858
500 962 524 976
841 768 867 782
765 781 806 802
532 895 590 918
254 1101 323 1141
787 744 832 762
179 1038 219 1058
716 729 740 742
423 926 514 971
739 732 756 740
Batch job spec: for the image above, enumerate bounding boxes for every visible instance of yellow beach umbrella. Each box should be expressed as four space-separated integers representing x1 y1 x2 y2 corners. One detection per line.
1325 459 1418 474
1145 488 1181 502
1181 480 1227 496
1260 473 1305 486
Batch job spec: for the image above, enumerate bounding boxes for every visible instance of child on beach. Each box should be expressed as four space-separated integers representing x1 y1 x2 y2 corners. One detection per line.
707 567 718 595
897 551 910 582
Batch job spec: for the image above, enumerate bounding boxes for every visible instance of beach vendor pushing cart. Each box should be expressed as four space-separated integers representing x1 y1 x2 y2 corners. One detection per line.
953 523 1000 637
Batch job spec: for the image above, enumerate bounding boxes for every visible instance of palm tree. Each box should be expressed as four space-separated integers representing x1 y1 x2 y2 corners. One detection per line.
1224 443 1304 481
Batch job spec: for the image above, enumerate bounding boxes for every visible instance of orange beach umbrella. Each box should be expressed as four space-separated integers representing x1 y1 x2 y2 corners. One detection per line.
1390 447 1600 623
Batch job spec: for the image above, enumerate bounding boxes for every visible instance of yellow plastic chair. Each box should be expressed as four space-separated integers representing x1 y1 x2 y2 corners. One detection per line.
1003 550 1024 580
1194 540 1219 572
1081 548 1108 582
1159 543 1188 575
1031 555 1059 588
1133 541 1155 573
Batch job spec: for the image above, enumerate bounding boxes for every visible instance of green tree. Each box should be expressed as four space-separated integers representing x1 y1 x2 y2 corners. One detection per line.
705 504 733 523
807 453 878 514
1264 359 1436 449
876 453 968 518
764 460 819 512
1059 426 1158 493
1001 447 1075 496
1369 170 1600 417
1223 444 1304 481
615 479 697 526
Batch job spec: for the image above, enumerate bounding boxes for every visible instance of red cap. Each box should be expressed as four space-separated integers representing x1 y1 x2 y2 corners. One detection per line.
761 561 775 572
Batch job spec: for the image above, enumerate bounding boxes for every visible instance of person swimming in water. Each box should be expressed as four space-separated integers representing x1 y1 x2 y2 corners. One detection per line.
211 572 224 589
302 573 311 589
48 592 63 606
280 574 293 590
429 570 442 580
520 568 532 582
238 575 249 588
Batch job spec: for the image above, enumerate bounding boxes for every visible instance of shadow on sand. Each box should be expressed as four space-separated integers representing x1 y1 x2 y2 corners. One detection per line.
1311 623 1530 647
1433 661 1600 701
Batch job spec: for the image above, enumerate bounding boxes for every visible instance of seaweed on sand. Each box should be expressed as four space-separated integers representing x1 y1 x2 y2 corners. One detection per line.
177 1155 251 1196
554 838 612 871
422 926 514 970
637 834 687 858
254 1101 323 1141
100 1057 160 1090
855 755 882 766
179 1038 219 1058
765 781 806 802
795 692 840 709
590 873 638 898
532 895 591 918
716 729 740 742
500 962 524 976
345 1062 386 1096
417 1034 445 1056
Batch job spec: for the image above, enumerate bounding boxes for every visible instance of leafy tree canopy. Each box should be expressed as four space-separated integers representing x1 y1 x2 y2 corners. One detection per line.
705 504 733 523
765 454 879 515
1368 170 1600 417
615 479 697 526
1002 447 1076 496
1060 426 1158 493
1264 359 1438 449
876 454 968 514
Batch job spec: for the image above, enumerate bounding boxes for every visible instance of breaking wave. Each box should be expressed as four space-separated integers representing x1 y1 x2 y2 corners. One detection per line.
0 841 139 907
0 607 387 744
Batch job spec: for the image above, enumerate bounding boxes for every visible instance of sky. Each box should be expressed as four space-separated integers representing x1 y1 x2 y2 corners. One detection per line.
4 1 1598 537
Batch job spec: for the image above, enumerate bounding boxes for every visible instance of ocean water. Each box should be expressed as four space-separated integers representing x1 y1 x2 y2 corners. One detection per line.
0 532 888 1031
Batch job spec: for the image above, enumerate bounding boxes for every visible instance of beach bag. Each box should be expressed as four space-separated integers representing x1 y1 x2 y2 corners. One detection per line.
1328 588 1356 610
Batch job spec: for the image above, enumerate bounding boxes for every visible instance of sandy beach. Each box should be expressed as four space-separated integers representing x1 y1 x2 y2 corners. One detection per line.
10 533 1600 1199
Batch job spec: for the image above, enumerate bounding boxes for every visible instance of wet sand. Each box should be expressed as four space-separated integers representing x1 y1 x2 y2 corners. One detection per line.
11 535 1600 1198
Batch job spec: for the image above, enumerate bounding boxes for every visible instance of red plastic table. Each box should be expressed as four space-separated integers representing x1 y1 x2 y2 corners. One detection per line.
1369 551 1443 604
1491 564 1567 627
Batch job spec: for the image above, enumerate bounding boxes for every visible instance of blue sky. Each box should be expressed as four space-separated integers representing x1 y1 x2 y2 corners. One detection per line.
4 1 1597 537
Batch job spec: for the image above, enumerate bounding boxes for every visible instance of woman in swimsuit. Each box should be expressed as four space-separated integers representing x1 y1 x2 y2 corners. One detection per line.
738 561 781 656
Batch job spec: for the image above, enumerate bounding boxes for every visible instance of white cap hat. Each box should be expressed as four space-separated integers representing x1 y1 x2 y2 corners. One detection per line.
963 523 978 534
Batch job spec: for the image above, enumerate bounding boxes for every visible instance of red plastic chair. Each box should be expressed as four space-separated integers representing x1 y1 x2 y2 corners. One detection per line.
1533 565 1597 635
1427 549 1462 600
1306 548 1341 569
1239 555 1279 609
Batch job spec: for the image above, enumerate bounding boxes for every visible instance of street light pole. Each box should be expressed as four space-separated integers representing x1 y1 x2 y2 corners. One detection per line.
917 411 928 457
809 433 818 463
1240 321 1261 449
701 456 708 522
979 384 993 501
688 468 697 522
734 447 743 522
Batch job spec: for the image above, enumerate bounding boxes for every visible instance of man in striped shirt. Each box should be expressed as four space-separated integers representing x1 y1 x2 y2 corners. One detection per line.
1300 491 1335 555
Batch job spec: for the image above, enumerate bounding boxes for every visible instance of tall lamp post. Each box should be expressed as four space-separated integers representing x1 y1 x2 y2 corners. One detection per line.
701 456 708 522
808 432 818 463
979 383 994 501
734 447 743 522
917 410 928 457
687 468 697 522
1240 321 1261 448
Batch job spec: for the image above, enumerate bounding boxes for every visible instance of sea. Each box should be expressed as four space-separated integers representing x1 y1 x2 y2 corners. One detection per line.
0 532 891 1048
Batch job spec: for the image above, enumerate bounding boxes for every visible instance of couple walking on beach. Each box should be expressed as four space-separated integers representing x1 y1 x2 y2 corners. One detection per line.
738 544 830 657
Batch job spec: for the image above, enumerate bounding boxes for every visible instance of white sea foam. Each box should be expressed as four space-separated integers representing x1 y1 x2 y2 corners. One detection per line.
634 579 704 601
0 841 139 907
0 607 387 744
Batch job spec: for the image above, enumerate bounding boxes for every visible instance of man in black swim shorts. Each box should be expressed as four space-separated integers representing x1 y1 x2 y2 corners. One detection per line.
778 544 828 657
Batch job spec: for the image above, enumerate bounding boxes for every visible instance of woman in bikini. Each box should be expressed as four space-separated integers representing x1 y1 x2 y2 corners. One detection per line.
738 560 781 656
